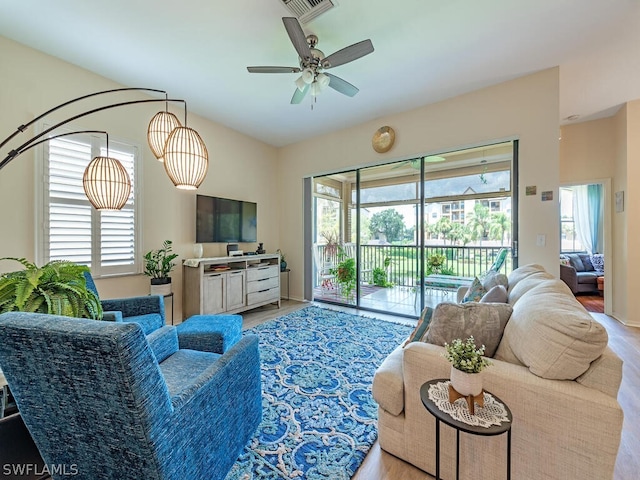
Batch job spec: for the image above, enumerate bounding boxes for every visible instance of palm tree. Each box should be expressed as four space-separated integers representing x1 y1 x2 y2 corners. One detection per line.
466 203 491 245
433 217 453 243
489 212 511 245
446 222 470 245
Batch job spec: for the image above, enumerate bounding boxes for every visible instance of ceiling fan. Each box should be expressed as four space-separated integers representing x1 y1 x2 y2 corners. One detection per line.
247 17 374 104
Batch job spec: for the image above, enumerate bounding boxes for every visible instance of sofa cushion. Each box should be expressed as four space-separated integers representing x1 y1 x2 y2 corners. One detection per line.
480 285 508 303
495 279 608 380
506 264 547 290
422 302 513 357
566 253 585 272
507 271 555 305
579 254 595 271
461 277 486 303
577 271 599 284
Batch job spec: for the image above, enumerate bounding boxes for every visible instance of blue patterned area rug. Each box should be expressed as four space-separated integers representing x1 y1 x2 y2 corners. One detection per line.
226 306 412 480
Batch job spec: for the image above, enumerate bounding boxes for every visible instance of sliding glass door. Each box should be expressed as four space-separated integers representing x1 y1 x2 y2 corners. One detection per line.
310 141 517 318
357 162 421 316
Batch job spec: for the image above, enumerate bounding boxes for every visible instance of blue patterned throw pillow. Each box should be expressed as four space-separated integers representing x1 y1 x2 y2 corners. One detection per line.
404 306 434 346
591 253 604 273
462 277 487 303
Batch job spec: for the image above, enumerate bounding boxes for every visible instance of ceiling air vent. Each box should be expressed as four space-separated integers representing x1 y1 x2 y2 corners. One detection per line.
280 0 336 24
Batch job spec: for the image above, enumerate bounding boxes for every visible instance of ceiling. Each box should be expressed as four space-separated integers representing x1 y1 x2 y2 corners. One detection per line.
1 0 639 147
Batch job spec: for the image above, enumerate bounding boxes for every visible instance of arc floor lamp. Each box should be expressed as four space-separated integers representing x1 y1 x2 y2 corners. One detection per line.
0 87 209 210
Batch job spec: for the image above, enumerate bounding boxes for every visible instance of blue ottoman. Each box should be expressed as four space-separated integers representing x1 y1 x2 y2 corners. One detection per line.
176 314 243 354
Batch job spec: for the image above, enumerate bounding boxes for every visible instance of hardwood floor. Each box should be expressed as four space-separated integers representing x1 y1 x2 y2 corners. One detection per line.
575 293 605 313
240 301 640 480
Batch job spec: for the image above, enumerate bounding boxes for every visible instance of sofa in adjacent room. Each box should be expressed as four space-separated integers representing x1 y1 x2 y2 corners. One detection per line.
559 253 604 294
372 264 623 480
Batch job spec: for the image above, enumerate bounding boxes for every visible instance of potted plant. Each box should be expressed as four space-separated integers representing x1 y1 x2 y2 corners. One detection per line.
331 246 356 299
0 257 102 319
372 257 393 287
443 336 492 396
143 240 179 295
276 249 287 271
427 253 446 275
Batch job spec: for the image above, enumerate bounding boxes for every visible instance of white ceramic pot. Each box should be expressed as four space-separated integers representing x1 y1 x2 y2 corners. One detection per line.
450 366 483 396
193 243 204 258
150 281 172 296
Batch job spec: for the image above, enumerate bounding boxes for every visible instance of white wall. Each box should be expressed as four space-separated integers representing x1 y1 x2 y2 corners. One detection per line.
278 69 561 301
562 102 640 327
0 35 568 318
0 36 279 321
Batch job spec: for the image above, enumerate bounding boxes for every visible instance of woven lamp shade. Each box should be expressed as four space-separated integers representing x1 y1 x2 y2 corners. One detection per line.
83 156 132 210
163 126 208 189
147 111 181 161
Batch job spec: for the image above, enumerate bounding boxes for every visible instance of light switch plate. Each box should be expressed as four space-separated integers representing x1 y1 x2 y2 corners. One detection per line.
536 234 546 247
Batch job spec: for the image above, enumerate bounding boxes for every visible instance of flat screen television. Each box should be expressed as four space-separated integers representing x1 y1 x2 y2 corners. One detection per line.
196 194 257 243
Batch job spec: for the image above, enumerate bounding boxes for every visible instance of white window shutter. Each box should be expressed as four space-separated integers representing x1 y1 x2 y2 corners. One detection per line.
43 134 140 276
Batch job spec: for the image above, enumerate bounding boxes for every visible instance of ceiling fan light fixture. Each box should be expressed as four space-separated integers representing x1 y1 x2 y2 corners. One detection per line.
316 73 330 90
295 75 307 92
301 67 314 84
424 155 447 163
310 81 321 97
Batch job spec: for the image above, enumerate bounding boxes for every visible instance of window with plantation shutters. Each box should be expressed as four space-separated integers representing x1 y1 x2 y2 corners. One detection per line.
38 130 141 277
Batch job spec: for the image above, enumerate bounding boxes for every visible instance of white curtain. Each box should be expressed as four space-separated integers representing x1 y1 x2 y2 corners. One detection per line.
573 184 603 254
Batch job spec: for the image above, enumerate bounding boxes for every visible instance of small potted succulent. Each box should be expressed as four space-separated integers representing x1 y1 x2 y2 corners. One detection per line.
143 240 179 295
443 336 492 396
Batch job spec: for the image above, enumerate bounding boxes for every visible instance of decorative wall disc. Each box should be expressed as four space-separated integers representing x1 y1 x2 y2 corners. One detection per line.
372 126 395 153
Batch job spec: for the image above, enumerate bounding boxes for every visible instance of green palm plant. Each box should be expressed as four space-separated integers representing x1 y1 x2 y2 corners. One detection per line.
489 212 511 245
0 257 103 319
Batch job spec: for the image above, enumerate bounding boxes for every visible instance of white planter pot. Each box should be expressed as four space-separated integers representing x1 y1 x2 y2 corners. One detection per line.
450 366 483 396
150 282 172 296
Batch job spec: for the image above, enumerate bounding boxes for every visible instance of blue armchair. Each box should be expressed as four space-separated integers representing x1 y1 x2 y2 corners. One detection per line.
84 272 165 334
0 312 262 480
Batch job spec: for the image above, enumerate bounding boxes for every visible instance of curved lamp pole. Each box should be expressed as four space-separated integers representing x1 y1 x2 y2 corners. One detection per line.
0 87 209 210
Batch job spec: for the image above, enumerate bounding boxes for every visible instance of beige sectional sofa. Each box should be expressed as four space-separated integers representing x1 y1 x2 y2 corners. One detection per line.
372 264 623 480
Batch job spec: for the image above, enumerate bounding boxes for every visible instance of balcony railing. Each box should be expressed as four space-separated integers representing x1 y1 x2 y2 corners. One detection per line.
314 244 512 288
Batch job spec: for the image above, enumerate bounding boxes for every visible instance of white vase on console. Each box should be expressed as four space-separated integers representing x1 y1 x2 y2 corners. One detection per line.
193 243 203 258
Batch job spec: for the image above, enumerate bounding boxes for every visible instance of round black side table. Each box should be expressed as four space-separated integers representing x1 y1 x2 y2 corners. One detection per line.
420 379 512 480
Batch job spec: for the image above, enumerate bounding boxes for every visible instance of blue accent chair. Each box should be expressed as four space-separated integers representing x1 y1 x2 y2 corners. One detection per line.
0 312 262 480
84 272 165 334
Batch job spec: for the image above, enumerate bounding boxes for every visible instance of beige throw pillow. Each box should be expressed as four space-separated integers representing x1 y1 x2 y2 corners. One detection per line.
482 271 508 291
480 285 508 303
421 302 513 357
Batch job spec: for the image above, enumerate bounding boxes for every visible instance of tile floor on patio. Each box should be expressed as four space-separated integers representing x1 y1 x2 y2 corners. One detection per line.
313 284 456 317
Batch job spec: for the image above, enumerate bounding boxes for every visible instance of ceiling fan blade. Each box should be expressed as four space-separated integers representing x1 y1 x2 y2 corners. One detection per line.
322 39 374 69
247 66 301 73
291 85 310 104
325 73 359 97
283 17 311 60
